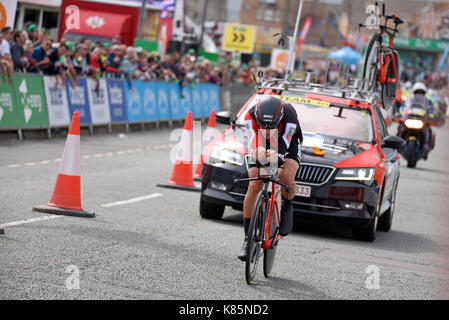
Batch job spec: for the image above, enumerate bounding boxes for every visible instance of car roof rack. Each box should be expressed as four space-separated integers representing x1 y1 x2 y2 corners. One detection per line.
255 67 380 105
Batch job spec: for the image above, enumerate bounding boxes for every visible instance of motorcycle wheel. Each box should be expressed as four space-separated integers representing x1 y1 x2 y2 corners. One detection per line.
406 140 417 168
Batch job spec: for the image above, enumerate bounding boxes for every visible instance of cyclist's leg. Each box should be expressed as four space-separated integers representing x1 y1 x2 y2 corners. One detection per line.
278 159 299 199
278 158 299 236
243 167 264 225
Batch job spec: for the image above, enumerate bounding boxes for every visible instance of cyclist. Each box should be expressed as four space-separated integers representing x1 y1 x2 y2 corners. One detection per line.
238 95 303 261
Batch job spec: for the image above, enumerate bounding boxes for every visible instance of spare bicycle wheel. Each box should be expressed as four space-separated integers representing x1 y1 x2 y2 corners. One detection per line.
381 51 400 110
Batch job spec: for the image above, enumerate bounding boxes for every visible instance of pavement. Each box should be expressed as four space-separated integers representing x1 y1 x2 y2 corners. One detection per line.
1 122 449 300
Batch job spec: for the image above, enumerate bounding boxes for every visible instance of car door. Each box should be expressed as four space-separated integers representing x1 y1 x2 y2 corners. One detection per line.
375 107 397 212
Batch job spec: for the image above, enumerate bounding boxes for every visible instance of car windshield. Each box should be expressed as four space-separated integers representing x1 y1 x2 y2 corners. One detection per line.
235 94 374 143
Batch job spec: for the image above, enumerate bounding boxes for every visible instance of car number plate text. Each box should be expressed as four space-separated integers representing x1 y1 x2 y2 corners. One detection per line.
295 184 311 198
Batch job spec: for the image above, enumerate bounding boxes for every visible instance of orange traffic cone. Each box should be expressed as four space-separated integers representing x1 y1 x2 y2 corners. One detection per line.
157 112 200 192
33 111 95 218
194 110 217 180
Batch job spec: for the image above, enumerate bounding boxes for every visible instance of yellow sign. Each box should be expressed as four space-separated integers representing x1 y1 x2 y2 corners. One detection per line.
275 95 330 108
222 24 256 54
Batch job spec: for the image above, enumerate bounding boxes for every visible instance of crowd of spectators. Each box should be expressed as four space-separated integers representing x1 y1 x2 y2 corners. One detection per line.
0 25 263 91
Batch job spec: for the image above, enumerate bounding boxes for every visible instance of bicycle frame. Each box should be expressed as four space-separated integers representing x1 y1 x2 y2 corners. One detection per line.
234 166 290 249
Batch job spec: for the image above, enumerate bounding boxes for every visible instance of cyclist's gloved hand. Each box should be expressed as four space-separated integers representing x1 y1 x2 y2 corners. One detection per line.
253 147 267 162
266 149 278 163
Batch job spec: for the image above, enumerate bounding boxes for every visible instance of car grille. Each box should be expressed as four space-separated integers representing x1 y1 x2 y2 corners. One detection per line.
296 163 335 186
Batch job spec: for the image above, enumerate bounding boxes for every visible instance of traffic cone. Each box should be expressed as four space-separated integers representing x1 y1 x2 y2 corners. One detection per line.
157 112 200 192
33 111 95 218
194 110 217 180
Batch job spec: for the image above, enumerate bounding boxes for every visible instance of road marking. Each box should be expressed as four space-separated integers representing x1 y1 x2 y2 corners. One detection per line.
4 143 175 169
101 193 163 208
318 249 449 278
0 215 62 228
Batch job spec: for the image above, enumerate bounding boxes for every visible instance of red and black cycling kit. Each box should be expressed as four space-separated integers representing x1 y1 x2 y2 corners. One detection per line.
244 102 303 167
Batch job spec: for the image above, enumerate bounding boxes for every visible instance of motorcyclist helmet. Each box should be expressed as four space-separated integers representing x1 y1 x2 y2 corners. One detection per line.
412 82 427 95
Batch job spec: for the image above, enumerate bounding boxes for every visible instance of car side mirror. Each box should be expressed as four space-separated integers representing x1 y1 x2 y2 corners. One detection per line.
382 135 405 150
216 111 232 125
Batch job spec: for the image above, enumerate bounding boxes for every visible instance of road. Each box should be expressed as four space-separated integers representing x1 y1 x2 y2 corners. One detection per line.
1 122 449 300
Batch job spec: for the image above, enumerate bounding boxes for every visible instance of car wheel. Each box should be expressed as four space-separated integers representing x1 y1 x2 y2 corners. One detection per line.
377 183 397 232
199 196 225 220
353 192 382 242
353 213 378 242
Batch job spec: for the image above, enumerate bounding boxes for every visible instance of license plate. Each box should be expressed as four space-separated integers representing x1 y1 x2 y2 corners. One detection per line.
295 184 311 198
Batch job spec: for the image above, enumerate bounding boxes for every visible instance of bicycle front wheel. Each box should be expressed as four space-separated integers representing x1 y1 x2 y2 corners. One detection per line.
245 192 267 285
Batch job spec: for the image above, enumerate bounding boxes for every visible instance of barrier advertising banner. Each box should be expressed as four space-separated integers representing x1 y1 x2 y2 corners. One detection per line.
43 76 71 127
13 74 49 127
0 78 18 128
202 84 221 115
87 78 111 125
168 82 184 120
155 83 171 120
180 86 192 118
191 85 203 117
66 78 91 125
125 81 158 122
106 79 127 122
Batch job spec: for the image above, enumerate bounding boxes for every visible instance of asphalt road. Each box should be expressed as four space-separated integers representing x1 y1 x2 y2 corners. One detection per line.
1 122 449 300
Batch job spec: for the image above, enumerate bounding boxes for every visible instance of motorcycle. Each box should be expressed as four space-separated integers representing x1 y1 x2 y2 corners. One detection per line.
394 96 436 168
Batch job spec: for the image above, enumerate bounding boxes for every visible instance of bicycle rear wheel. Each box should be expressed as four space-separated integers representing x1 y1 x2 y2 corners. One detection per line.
245 192 267 285
381 50 400 110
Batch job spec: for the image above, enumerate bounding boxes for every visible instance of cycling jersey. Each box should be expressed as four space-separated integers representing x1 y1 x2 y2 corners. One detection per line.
244 101 303 166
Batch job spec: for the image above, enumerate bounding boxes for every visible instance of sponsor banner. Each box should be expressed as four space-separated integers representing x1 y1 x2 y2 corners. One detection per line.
86 78 111 125
0 78 18 127
155 82 171 120
125 81 158 122
106 79 127 123
13 74 49 127
168 82 184 120
66 78 91 125
197 84 221 117
43 76 71 127
204 84 221 114
180 86 193 118
191 85 203 117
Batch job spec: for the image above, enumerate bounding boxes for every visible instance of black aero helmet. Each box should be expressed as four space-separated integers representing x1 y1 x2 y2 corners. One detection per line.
254 95 284 129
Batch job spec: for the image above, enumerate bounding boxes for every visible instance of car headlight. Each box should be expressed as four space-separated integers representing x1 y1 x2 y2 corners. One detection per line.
209 145 245 166
335 168 375 184
404 119 424 129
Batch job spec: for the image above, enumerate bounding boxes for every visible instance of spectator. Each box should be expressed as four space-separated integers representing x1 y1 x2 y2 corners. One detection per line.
24 40 36 72
0 26 13 84
32 39 51 73
46 42 68 88
88 47 103 93
26 24 39 46
106 44 124 77
10 30 29 72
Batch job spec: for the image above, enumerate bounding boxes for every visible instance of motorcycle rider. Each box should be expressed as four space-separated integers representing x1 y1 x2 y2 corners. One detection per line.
398 82 435 158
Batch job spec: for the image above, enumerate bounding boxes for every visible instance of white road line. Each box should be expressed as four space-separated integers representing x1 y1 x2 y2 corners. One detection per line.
0 215 62 228
4 144 173 169
101 193 163 208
